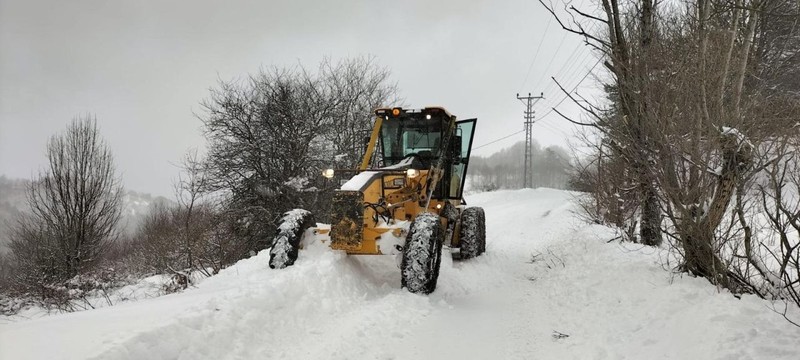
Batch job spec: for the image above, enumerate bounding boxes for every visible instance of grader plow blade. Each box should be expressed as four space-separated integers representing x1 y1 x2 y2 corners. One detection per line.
329 190 364 251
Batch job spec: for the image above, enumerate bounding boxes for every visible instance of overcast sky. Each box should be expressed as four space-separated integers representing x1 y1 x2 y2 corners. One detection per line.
0 0 602 197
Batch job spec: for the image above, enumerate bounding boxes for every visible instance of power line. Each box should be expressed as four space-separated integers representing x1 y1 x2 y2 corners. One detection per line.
519 16 552 93
536 117 570 134
539 41 587 97
473 129 526 150
540 47 595 102
537 57 603 120
475 22 602 156
535 21 600 106
532 30 569 92
537 22 601 103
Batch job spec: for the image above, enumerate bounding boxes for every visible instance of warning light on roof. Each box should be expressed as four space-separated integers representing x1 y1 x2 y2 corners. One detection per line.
392 108 401 116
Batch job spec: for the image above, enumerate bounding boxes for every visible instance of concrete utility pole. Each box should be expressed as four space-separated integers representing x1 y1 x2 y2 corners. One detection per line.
516 92 544 188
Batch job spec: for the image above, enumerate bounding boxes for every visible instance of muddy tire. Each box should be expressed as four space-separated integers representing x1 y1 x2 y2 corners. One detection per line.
459 207 486 259
401 213 444 294
269 209 316 269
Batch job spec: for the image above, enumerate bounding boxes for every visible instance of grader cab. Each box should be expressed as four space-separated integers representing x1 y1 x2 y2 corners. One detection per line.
268 107 486 294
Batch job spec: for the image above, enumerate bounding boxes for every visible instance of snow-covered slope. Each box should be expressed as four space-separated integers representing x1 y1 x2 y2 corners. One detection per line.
2 189 799 359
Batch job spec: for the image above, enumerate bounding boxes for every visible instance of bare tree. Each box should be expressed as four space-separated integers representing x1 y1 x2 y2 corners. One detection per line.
744 133 800 322
9 115 122 286
543 0 800 292
317 56 401 169
130 202 180 274
568 132 638 239
197 57 398 254
173 149 211 274
540 0 663 246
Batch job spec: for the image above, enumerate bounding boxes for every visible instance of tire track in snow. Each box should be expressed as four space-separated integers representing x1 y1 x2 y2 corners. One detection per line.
84 189 582 360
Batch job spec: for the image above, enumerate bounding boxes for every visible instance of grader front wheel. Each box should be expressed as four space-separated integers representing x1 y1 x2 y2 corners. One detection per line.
401 213 444 294
269 209 316 269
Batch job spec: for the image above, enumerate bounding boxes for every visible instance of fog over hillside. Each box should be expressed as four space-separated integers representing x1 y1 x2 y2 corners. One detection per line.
0 176 26 254
0 175 171 253
467 140 572 192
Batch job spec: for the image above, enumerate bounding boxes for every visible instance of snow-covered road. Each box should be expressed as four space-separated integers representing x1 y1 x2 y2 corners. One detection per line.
2 188 799 359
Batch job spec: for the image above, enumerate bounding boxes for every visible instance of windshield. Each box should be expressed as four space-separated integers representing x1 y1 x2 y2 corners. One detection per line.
380 117 442 166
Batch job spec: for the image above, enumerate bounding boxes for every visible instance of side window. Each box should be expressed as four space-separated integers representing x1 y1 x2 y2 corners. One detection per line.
449 119 476 199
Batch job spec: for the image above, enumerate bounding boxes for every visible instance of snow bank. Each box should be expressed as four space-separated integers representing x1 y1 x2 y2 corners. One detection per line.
1 188 798 360
5 272 200 320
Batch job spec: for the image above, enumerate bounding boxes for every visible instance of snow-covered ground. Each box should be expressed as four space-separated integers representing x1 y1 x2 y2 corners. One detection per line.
2 188 799 359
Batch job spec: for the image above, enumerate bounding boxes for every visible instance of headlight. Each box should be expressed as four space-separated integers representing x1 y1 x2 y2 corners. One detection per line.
322 168 335 178
406 169 420 178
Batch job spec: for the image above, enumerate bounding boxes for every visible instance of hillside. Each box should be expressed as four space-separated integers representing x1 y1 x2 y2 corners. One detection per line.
1 188 799 359
0 176 171 252
0 177 27 254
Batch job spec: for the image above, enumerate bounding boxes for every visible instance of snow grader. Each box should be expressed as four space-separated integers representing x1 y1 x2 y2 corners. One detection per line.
268 106 486 294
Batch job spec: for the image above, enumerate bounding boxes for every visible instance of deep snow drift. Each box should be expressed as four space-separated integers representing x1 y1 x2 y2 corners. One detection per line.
2 188 799 359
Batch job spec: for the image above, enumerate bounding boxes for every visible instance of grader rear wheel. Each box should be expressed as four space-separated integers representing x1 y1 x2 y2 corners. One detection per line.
458 207 486 260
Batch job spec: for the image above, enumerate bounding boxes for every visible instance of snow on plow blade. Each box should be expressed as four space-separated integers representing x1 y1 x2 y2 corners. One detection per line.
330 190 364 251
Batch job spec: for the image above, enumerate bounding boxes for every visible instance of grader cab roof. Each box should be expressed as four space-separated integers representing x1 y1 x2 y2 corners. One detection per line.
374 106 455 119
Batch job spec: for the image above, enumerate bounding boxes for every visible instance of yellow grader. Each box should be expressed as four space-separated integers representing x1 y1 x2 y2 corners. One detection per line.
268 107 486 294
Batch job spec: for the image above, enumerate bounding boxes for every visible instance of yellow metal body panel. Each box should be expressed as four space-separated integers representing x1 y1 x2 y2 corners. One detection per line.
329 169 462 255
359 116 383 170
329 106 467 255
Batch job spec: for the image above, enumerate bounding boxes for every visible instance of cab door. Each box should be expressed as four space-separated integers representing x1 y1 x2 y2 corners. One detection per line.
448 118 477 200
